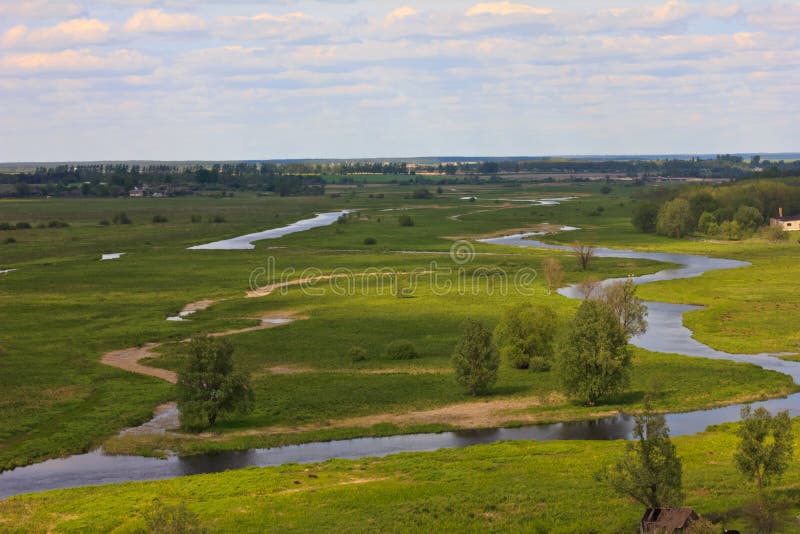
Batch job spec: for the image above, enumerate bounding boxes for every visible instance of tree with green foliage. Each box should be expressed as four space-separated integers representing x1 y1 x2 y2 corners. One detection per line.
556 300 631 405
452 319 499 395
599 405 683 509
177 337 254 432
735 406 793 490
398 214 415 227
631 201 659 233
493 303 559 371
734 205 764 233
656 198 693 238
696 211 717 234
594 278 648 338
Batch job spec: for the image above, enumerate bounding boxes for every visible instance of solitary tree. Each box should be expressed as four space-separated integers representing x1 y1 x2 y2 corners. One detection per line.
541 258 565 295
734 406 793 490
556 300 631 405
594 278 648 338
177 337 254 432
452 319 499 395
631 202 660 233
493 303 559 371
600 405 683 509
572 242 595 270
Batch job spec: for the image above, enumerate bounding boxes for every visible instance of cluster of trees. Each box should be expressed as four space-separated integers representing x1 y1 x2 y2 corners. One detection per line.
633 179 800 239
452 278 646 405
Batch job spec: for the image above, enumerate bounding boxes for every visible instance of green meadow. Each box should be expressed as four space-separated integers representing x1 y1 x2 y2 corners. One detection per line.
0 180 799 479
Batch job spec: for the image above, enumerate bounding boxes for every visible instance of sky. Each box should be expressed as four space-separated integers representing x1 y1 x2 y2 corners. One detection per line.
0 0 798 161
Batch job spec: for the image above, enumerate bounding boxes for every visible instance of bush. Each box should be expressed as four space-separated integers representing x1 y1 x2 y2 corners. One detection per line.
761 225 788 242
348 346 368 362
656 198 693 238
452 319 499 395
631 202 659 233
398 214 415 227
112 212 132 225
0 223 11 230
412 188 432 199
363 237 377 245
48 220 69 228
99 219 110 226
4 237 16 244
190 215 202 223
15 222 31 230
600 185 612 194
385 340 418 360
152 214 168 223
209 215 226 223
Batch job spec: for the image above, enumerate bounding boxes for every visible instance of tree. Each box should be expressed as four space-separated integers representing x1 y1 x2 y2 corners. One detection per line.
556 300 631 405
594 278 648 338
734 205 764 233
398 214 415 227
696 211 717 234
600 405 683 509
734 406 793 490
493 303 559 371
452 319 499 395
177 337 254 432
541 258 565 295
632 202 659 233
572 242 595 270
656 198 693 238
576 276 601 299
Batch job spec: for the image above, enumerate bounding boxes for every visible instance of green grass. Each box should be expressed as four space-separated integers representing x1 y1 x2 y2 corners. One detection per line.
4 420 800 533
1 182 799 473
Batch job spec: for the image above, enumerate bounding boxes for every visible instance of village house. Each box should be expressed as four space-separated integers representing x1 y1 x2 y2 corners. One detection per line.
769 207 800 231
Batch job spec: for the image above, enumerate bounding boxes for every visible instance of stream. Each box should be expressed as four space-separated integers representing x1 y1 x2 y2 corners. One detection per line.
3 229 799 500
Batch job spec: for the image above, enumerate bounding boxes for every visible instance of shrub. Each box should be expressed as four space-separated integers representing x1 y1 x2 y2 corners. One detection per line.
348 346 368 362
48 220 69 228
452 319 499 395
99 219 110 226
15 222 31 230
600 185 612 194
190 215 202 223
4 237 16 244
337 213 349 224
398 214 415 227
0 223 11 230
412 188 432 199
631 202 659 233
761 225 788 242
385 340 418 360
363 237 377 245
112 212 132 225
152 214 169 223
209 215 226 223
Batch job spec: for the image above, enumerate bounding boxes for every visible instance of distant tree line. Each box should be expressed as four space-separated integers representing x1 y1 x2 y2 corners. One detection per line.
632 178 800 240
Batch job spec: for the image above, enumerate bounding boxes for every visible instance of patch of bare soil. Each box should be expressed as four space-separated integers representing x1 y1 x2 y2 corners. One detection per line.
101 343 176 384
182 299 218 313
448 203 515 221
446 222 567 241
119 402 180 436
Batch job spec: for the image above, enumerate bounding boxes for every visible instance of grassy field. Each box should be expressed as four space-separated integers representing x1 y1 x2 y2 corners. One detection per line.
1 181 799 474
3 420 800 533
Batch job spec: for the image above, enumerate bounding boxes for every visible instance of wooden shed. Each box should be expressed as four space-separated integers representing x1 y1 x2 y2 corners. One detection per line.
640 508 700 533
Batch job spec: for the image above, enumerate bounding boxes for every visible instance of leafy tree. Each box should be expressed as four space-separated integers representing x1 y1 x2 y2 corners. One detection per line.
556 300 631 405
398 214 415 227
112 212 132 225
688 191 718 221
696 211 717 234
718 219 743 240
541 258 565 295
734 205 764 233
571 242 595 270
599 406 683 509
452 319 499 395
493 303 559 371
656 198 693 238
594 278 648 338
734 406 793 490
632 202 659 233
177 337 254 432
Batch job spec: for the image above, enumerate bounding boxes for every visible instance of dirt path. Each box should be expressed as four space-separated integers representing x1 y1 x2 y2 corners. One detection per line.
448 203 515 221
100 311 304 384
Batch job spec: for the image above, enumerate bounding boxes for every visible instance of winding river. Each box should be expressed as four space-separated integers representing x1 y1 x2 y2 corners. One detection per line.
2 226 799 500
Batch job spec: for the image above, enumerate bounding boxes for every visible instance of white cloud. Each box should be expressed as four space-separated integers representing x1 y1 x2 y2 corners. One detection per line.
123 9 206 34
215 11 335 42
748 3 800 32
386 6 418 23
0 49 158 75
706 3 741 19
2 19 111 50
0 1 82 20
466 2 552 17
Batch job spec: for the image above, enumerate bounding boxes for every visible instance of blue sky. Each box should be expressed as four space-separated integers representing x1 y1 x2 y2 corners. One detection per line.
0 1 798 161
